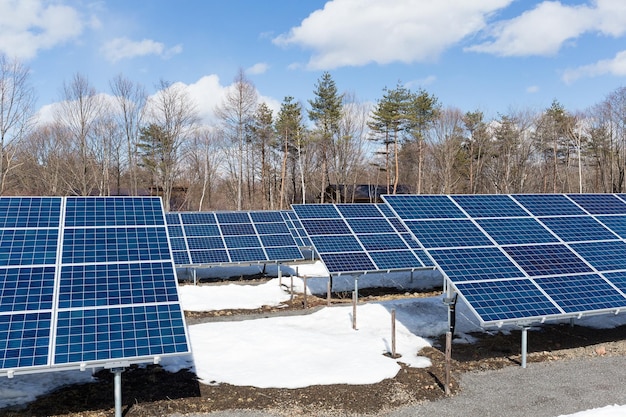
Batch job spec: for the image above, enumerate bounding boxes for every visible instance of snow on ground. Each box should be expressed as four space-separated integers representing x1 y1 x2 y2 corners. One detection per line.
1 261 626 416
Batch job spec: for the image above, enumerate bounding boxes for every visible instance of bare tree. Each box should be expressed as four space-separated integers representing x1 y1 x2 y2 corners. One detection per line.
110 74 146 195
143 80 199 211
215 69 258 210
0 55 36 195
55 73 105 195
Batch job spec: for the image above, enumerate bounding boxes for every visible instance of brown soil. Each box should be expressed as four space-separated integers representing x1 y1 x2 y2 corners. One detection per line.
3 289 626 417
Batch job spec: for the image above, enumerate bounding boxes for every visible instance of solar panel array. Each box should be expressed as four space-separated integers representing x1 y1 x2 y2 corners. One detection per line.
0 197 190 377
383 194 626 326
280 210 312 248
292 203 434 275
166 211 303 266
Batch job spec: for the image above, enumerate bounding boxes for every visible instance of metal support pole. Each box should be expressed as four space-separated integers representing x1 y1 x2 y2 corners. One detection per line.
278 266 282 286
445 331 452 395
352 276 359 330
112 368 124 417
327 276 332 306
192 269 197 286
521 326 529 368
391 309 396 357
303 275 308 309
443 293 458 336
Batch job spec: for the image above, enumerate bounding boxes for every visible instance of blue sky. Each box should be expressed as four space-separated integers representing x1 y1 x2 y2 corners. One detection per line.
2 0 626 122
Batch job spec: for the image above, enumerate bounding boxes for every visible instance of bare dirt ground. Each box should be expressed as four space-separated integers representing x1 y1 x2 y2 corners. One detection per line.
3 287 626 417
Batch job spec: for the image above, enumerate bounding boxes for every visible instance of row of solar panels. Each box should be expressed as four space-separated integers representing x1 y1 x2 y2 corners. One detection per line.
166 205 435 275
0 197 190 377
5 193 626 377
382 194 626 327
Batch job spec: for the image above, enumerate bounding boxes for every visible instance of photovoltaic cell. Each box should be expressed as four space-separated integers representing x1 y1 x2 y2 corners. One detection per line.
454 279 561 322
476 218 559 245
405 219 493 249
511 194 585 216
539 216 618 242
454 194 528 218
567 194 626 215
503 244 593 277
382 195 466 219
570 240 626 271
428 247 525 282
596 216 626 238
535 274 626 313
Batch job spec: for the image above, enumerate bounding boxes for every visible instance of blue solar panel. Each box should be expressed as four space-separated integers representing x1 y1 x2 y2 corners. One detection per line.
291 204 341 219
0 196 191 377
368 250 425 270
62 227 171 263
216 212 251 224
168 210 303 265
180 213 216 224
301 219 352 235
319 252 376 273
64 197 165 227
346 218 395 233
186 236 224 250
0 229 59 266
249 211 283 223
310 235 362 252
454 279 561 323
476 218 559 245
358 234 411 251
540 216 618 242
293 203 431 274
429 247 524 282
453 194 529 218
0 312 51 369
336 204 383 218
384 195 466 219
535 274 626 313
567 194 626 215
596 216 626 238
511 194 585 216
570 240 626 271
504 244 592 276
0 267 55 312
0 197 61 228
54 304 188 365
405 219 492 248
603 271 626 294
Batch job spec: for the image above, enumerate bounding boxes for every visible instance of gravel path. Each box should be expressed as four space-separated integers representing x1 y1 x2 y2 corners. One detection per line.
175 355 626 417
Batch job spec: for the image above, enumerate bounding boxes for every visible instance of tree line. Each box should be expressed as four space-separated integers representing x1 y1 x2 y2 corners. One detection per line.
2 54 626 211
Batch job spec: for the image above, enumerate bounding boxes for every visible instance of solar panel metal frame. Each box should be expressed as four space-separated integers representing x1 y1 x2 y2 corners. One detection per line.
168 210 304 267
292 203 435 275
383 193 626 328
0 196 191 378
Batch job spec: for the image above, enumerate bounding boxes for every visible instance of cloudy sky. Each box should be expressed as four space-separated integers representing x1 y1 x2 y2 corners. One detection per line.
1 0 626 120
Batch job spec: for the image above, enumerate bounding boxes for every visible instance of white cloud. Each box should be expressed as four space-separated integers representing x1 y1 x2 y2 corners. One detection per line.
273 0 512 70
405 75 437 89
147 75 281 126
246 62 269 75
562 50 626 84
0 0 87 59
526 85 540 93
101 37 182 63
467 0 626 57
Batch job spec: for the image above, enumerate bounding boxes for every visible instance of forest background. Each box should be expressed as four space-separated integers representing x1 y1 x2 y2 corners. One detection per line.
2 53 626 212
